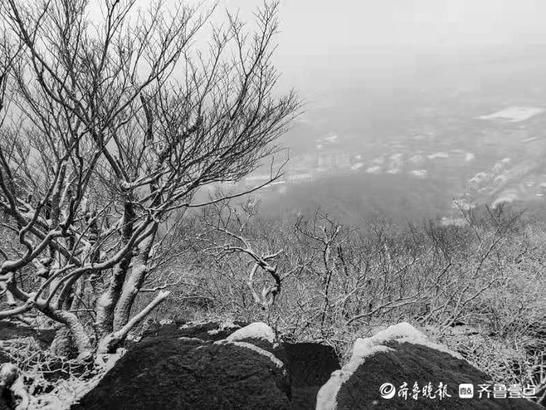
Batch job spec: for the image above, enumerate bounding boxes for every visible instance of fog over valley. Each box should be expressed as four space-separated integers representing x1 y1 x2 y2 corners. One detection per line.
240 45 546 223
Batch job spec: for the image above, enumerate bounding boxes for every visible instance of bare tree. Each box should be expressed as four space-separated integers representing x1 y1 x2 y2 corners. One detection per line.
200 200 306 316
0 0 298 359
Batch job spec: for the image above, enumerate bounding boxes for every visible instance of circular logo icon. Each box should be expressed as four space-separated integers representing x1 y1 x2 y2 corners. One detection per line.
379 383 396 399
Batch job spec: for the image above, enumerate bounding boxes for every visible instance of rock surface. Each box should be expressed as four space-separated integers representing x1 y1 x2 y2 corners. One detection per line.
73 323 290 409
74 321 344 410
317 323 543 409
0 357 24 410
0 352 13 410
74 322 291 410
283 343 340 410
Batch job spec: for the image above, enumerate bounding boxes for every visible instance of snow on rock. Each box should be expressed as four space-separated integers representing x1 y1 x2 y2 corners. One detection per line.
74 336 291 409
229 341 284 369
316 323 460 410
179 320 208 329
215 322 282 370
225 322 276 344
363 322 462 358
207 319 239 335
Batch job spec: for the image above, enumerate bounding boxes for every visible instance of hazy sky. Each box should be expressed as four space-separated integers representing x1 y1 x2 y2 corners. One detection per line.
239 0 546 50
87 0 546 96
93 1 546 59
273 0 546 51
216 0 546 91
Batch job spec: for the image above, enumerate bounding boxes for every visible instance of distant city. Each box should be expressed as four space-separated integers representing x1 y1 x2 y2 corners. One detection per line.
241 105 546 224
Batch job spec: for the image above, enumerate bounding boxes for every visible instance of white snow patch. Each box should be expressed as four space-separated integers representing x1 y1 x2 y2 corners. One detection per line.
159 318 174 325
179 320 211 329
366 166 381 174
351 162 364 171
214 324 283 368
410 169 427 178
316 346 392 410
207 319 239 335
355 322 461 359
226 322 276 344
427 152 449 160
228 341 284 368
178 337 203 342
441 217 468 227
316 323 461 410
478 106 544 122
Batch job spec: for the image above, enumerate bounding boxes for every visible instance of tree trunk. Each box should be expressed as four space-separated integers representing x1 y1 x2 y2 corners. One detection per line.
50 326 77 358
113 225 157 331
98 290 169 354
95 257 132 338
44 308 93 360
95 201 135 338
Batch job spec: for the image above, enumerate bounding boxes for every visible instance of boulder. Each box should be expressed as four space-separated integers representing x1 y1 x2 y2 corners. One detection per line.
225 322 276 344
224 322 283 358
317 323 543 409
73 323 291 410
283 343 340 410
0 352 13 410
75 321 346 409
0 360 27 410
212 322 342 409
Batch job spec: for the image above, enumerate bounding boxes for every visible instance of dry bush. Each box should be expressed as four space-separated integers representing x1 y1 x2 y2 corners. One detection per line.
160 202 544 396
1 334 122 409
